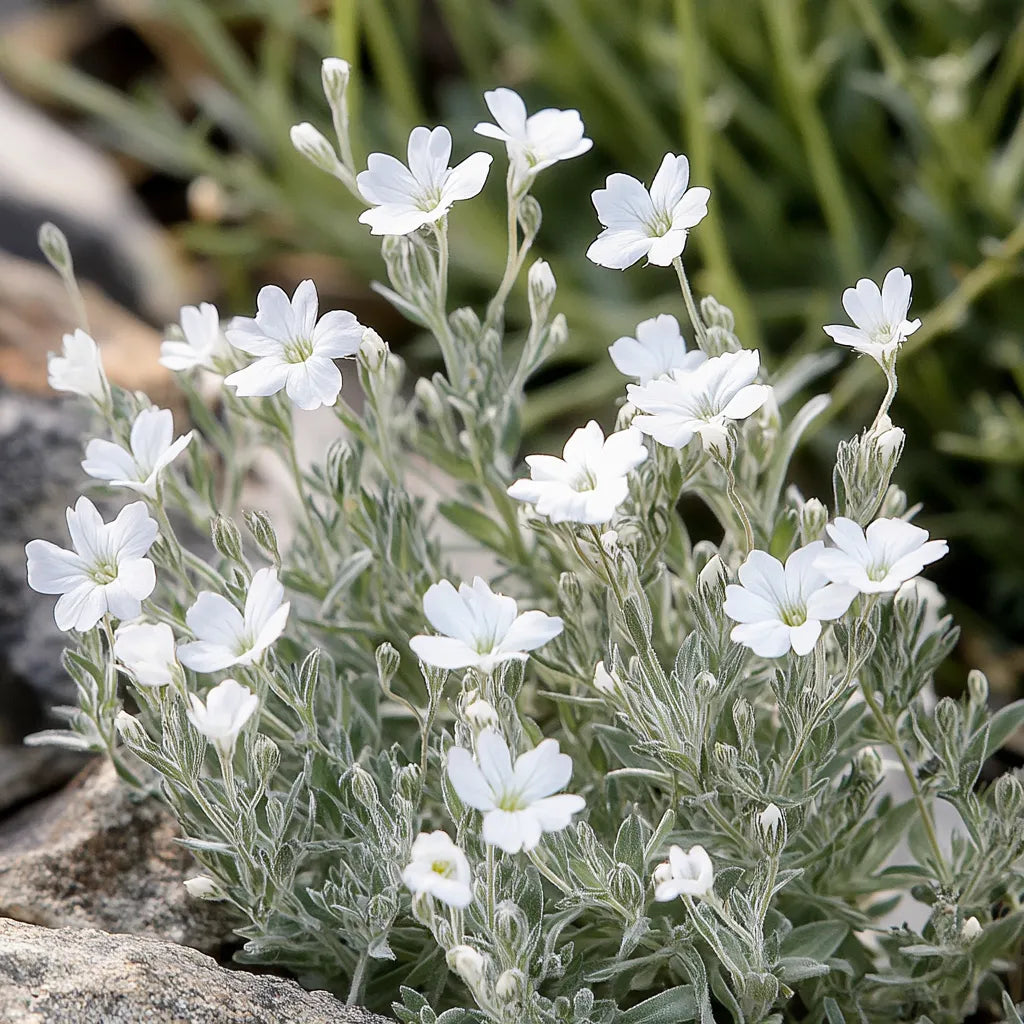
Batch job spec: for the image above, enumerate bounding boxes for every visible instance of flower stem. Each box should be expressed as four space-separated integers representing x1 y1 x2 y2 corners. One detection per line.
712 450 754 553
346 950 370 1006
858 678 952 885
484 166 526 332
283 416 331 571
672 257 708 349
871 361 899 431
430 219 461 383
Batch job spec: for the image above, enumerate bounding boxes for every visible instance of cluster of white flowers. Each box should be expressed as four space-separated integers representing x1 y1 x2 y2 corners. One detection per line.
26 67 1004 1024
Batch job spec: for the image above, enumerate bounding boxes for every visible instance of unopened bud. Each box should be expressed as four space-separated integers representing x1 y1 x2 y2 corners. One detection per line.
290 122 344 176
447 944 486 988
593 661 618 694
700 294 735 332
465 698 500 732
358 328 388 372
527 259 557 324
757 803 786 852
251 734 280 788
599 530 619 554
321 57 351 108
934 697 961 739
115 710 148 748
348 764 379 808
967 669 989 707
187 176 227 224
879 485 907 518
376 642 400 689
211 514 244 563
558 571 583 610
495 968 525 1003
700 423 731 458
960 916 983 942
697 554 726 597
799 498 828 543
995 774 1024 821
517 196 542 238
694 671 718 700
183 875 224 900
38 221 74 276
856 746 885 783
243 509 280 563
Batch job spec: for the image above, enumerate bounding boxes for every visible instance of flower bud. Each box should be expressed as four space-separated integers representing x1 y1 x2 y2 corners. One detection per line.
187 176 227 224
879 484 907 518
757 803 786 853
700 423 731 458
697 554 726 597
465 698 500 732
995 774 1024 821
348 764 380 809
599 530 619 555
211 514 244 563
732 698 755 751
527 259 557 324
183 875 224 900
872 415 905 466
358 328 388 372
546 313 569 353
593 661 618 694
967 669 989 707
376 642 400 690
558 571 583 610
243 509 280 563
396 763 421 801
700 294 735 332
321 57 351 109
115 710 149 749
614 401 637 432
960 916 982 942
447 944 486 988
799 497 828 543
934 697 961 739
694 671 718 700
495 968 525 1003
652 861 673 887
703 324 740 357
517 196 542 238
856 746 885 784
38 221 74 276
251 734 280 788
290 122 343 176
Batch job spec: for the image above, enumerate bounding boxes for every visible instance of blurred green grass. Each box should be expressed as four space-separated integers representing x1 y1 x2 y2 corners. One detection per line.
1 0 1023 681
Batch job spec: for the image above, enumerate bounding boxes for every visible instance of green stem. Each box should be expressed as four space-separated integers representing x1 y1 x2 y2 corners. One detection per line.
871 362 899 431
283 418 331 571
672 257 708 349
485 844 497 930
714 451 754 553
346 950 370 1006
484 166 522 331
859 679 952 885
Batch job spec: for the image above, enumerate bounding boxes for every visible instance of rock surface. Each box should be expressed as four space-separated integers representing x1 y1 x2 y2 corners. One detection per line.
0 759 232 955
0 918 391 1023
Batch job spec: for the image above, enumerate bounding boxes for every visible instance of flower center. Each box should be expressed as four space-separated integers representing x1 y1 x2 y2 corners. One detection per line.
415 185 444 212
867 563 889 582
644 210 674 237
283 337 314 364
430 859 454 878
779 603 807 627
497 790 528 812
90 560 119 585
571 468 598 492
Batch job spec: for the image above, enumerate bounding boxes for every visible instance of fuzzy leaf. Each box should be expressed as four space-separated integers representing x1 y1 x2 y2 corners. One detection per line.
620 985 697 1024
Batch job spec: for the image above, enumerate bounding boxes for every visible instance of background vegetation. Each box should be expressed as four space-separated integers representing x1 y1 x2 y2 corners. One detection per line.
2 0 1023 695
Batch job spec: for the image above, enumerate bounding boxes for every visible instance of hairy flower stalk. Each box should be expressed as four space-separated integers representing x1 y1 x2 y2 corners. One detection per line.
21 72 1024 1024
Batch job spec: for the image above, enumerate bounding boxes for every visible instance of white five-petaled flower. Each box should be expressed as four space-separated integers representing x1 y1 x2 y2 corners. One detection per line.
815 517 947 595
474 88 591 182
47 328 108 401
160 302 230 372
724 542 858 658
224 280 363 411
185 677 259 755
446 729 585 853
357 126 492 236
82 407 193 499
823 267 921 365
507 421 648 525
653 844 715 901
113 621 179 688
609 313 707 384
627 349 772 452
587 154 710 269
177 567 290 672
410 577 562 672
402 830 473 908
26 498 158 632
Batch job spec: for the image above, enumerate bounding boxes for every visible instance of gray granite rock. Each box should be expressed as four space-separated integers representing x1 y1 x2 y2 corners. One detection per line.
0 918 392 1023
0 759 233 955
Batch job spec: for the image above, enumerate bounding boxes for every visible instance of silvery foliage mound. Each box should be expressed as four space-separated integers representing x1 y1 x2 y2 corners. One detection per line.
26 63 1024 1024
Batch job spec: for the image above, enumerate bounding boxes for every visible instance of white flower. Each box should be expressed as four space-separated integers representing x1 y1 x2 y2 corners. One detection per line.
48 328 107 400
160 303 229 372
177 567 290 672
186 677 258 755
26 497 158 632
757 804 786 851
653 844 714 901
402 830 473 908
609 314 707 384
357 126 492 236
474 88 591 181
446 730 585 853
823 267 921 364
113 621 178 688
627 350 772 451
724 542 858 658
507 421 648 525
82 407 193 498
224 280 363 411
410 577 562 672
587 154 710 269
815 517 947 595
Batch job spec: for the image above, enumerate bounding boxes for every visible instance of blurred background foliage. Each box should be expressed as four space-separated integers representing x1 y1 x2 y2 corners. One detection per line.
1 0 1023 694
